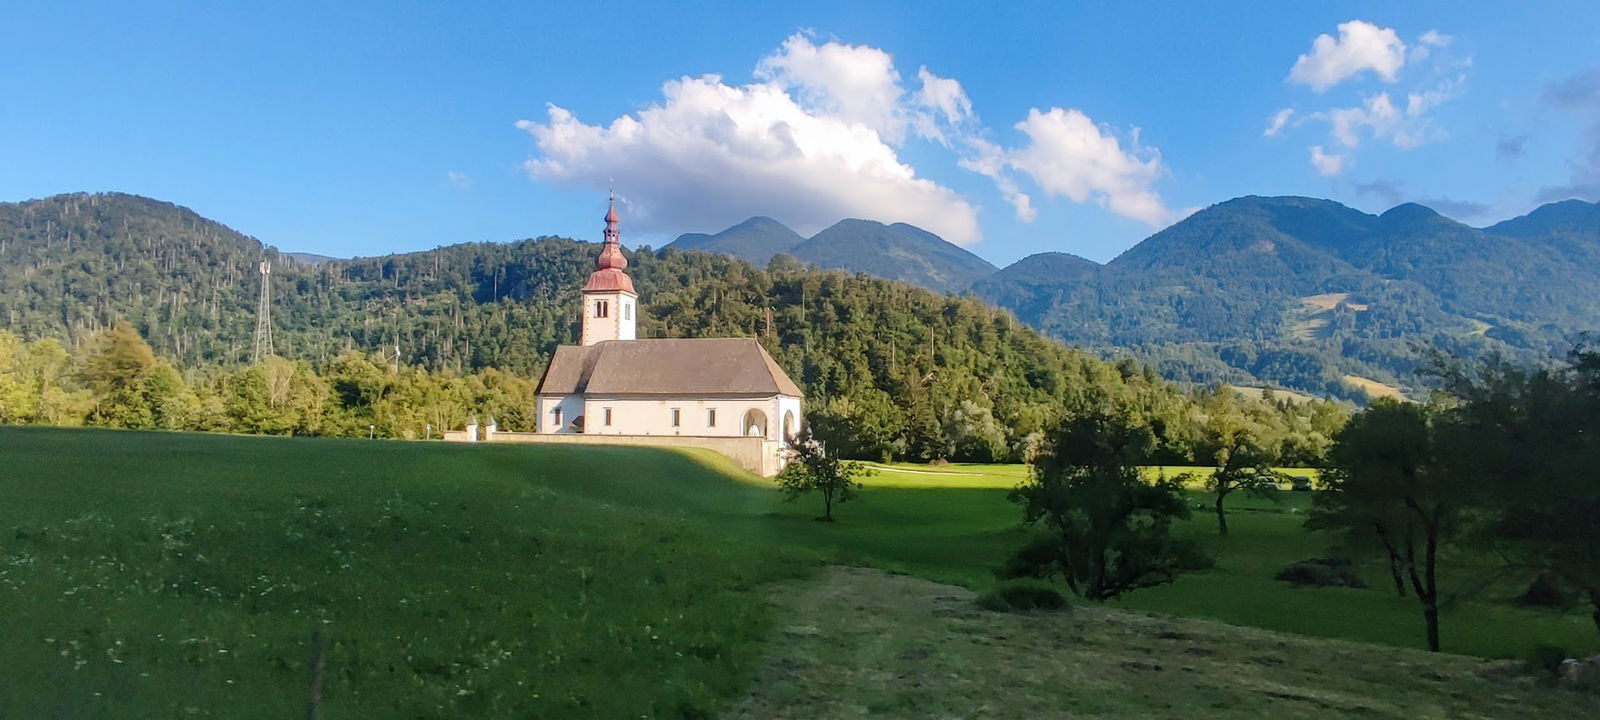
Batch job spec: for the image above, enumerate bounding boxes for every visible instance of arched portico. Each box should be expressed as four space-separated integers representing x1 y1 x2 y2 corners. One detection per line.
743 408 769 439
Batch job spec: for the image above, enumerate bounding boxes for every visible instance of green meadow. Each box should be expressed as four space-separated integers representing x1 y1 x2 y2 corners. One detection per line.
2 427 1595 718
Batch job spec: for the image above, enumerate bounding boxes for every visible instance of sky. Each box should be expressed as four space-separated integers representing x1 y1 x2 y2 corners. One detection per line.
2 1 1598 266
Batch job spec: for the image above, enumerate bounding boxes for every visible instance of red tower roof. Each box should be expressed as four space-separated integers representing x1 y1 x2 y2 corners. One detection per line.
584 194 634 293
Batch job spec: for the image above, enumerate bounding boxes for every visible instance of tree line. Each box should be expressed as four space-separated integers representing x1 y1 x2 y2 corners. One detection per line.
0 193 1351 464
0 324 535 438
999 345 1600 653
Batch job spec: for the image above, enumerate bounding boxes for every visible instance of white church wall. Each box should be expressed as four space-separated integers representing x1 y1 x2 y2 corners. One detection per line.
580 396 791 440
536 394 587 433
776 395 803 442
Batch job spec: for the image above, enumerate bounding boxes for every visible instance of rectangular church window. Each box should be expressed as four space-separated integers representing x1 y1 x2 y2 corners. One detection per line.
552 407 563 428
624 303 631 320
604 407 612 426
707 409 716 427
671 408 681 427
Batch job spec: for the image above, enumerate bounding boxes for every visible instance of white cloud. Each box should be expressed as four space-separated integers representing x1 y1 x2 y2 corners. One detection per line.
1288 20 1408 92
964 108 1178 227
520 32 1183 243
1310 145 1346 176
518 74 981 244
1411 29 1452 63
446 171 472 188
755 32 908 141
1264 108 1295 137
1317 81 1459 150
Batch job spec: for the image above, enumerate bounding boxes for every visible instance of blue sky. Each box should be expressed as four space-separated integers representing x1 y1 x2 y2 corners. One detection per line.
3 1 1597 265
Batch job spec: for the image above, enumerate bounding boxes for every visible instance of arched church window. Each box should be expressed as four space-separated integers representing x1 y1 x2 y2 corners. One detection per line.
595 300 609 318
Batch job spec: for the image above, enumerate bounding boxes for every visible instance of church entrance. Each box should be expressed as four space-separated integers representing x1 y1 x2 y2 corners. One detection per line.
743 409 768 439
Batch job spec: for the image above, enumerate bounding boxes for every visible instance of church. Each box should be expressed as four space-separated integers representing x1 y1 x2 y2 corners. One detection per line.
523 197 805 473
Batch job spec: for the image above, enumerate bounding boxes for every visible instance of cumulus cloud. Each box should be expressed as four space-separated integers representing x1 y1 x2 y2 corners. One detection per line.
1310 145 1346 176
755 33 908 141
1319 90 1448 149
913 67 974 144
1288 20 1408 92
519 32 1184 243
1536 65 1600 202
1264 108 1295 137
518 75 981 244
1273 23 1466 179
961 108 1179 227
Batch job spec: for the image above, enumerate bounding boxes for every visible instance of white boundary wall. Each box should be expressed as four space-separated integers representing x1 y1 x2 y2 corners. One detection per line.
482 432 785 477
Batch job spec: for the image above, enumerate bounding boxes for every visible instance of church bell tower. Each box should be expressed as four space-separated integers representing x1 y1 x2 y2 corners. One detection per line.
580 194 638 346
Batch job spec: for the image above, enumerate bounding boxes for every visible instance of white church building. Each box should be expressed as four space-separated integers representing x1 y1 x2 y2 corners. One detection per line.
466 196 804 476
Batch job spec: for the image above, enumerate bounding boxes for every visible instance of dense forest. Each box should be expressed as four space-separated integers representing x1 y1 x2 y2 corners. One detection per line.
673 197 1600 401
0 192 1348 463
977 196 1600 400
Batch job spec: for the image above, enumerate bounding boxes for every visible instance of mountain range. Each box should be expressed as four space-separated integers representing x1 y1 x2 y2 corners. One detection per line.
667 217 996 293
674 196 1600 400
2 191 1595 402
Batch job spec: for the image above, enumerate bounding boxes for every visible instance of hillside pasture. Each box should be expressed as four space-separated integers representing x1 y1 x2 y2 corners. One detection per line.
821 461 1592 659
0 427 808 719
2 429 1596 717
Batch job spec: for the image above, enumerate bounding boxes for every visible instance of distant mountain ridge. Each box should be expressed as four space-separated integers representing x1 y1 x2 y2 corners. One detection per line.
6 190 1596 403
666 216 804 266
974 195 1600 400
668 216 996 294
635 196 1600 400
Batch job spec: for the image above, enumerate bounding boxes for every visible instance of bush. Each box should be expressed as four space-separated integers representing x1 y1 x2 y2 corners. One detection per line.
977 580 1070 613
1172 540 1216 571
1527 644 1571 678
1274 557 1367 588
1517 571 1572 608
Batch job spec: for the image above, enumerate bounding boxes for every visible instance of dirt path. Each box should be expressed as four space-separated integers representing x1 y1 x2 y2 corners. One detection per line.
722 566 1598 719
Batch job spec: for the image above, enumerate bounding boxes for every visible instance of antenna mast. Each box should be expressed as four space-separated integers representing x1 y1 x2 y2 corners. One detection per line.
252 260 274 363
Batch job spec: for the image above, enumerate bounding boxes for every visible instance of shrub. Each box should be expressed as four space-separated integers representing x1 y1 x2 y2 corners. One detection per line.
1527 644 1571 678
1172 540 1216 571
977 580 1070 613
1274 557 1367 588
1516 571 1572 608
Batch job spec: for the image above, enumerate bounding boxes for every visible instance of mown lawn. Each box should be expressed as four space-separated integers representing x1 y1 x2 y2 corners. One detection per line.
2 428 1595 718
0 427 811 718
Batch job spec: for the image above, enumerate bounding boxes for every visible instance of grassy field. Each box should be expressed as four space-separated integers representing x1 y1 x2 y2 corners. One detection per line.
2 427 1596 717
0 427 811 718
727 567 1598 719
852 461 1597 659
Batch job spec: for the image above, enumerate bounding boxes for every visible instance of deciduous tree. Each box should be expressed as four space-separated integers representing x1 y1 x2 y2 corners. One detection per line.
776 427 870 521
1311 400 1456 651
1005 412 1198 600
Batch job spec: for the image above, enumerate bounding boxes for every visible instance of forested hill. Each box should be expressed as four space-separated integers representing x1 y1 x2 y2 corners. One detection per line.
669 216 996 293
974 196 1600 400
1 192 1348 463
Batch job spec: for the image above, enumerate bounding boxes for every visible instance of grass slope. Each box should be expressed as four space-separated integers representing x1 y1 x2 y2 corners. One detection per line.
0 427 809 718
850 462 1596 659
3 429 1595 717
727 567 1600 719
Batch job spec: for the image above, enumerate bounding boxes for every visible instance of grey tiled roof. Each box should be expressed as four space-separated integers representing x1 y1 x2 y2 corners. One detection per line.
535 338 804 398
